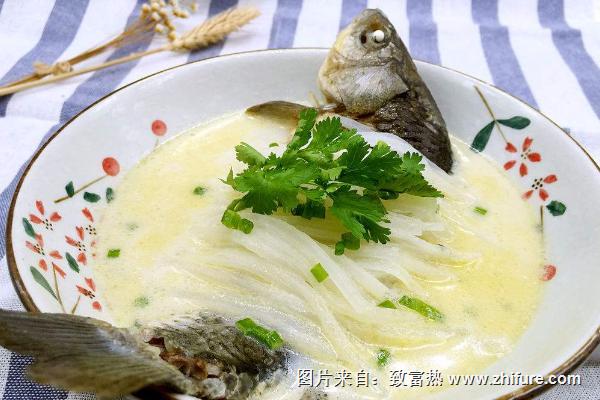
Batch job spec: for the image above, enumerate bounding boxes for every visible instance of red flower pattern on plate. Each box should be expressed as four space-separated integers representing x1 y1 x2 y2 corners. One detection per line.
82 207 94 222
27 208 103 312
523 175 557 201
81 208 98 242
504 137 541 177
25 233 45 255
52 262 66 279
102 157 120 177
77 277 101 310
541 265 557 281
65 226 91 265
26 233 62 260
29 200 61 231
151 119 167 136
26 233 66 280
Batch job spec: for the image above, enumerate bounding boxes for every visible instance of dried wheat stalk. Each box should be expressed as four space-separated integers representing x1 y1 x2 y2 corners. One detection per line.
2 0 179 89
0 3 259 97
171 6 260 51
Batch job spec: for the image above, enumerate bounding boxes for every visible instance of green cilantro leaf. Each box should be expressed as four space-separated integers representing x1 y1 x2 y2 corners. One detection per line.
311 117 344 148
292 200 326 219
235 142 266 166
229 164 320 214
221 108 442 254
329 186 389 243
287 108 317 150
380 152 442 197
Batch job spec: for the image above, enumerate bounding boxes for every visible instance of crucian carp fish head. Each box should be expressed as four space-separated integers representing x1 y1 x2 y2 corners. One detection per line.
318 9 412 115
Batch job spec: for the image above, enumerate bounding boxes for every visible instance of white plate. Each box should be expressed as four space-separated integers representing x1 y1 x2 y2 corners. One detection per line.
6 49 600 399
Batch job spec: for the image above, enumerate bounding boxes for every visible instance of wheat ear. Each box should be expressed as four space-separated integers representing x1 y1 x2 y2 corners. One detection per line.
0 6 259 97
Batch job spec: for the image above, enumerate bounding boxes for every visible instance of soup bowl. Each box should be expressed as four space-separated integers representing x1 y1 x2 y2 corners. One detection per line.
5 49 600 399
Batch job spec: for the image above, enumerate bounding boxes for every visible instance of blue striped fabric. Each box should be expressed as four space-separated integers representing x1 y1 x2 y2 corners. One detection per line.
3 356 68 400
268 0 303 48
0 0 90 116
59 0 151 121
472 0 538 108
538 0 600 119
407 0 440 64
340 0 368 30
0 1 599 399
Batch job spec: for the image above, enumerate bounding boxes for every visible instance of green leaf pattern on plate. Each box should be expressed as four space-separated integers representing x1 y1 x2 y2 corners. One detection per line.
30 266 57 300
546 200 567 216
22 218 36 238
497 116 531 129
65 252 80 273
470 121 495 152
65 181 75 197
83 192 101 203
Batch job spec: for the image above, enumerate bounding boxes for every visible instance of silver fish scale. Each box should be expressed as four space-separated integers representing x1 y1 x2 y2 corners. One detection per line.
372 89 452 172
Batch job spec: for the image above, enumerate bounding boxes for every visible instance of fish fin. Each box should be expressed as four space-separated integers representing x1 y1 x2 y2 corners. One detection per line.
246 101 308 126
0 310 195 397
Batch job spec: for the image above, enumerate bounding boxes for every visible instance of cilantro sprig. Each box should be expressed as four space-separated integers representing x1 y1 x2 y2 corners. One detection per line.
221 108 442 254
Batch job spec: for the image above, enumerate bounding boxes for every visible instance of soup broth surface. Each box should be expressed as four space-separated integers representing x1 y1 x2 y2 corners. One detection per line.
93 113 544 399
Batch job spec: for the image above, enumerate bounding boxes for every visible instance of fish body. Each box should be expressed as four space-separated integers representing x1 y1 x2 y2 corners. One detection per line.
318 9 453 172
0 310 289 399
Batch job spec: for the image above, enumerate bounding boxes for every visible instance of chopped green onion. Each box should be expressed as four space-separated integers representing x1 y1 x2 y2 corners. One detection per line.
133 296 149 307
398 295 443 321
236 318 255 333
235 318 284 350
269 142 279 147
107 249 120 258
377 299 397 309
310 263 329 282
221 209 253 234
376 348 391 367
474 206 488 215
193 186 206 195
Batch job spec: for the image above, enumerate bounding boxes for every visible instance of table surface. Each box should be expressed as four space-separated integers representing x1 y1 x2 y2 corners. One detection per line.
0 0 599 399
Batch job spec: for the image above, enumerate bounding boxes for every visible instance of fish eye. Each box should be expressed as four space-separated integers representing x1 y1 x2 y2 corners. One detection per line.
372 29 385 43
359 29 386 47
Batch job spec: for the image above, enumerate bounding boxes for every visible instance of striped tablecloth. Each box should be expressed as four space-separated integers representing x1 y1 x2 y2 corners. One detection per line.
0 0 599 398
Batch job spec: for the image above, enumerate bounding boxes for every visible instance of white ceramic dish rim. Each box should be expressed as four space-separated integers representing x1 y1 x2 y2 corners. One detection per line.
4 48 600 400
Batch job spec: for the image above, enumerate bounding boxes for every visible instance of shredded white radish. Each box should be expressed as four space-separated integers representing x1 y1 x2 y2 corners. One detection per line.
148 191 469 372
